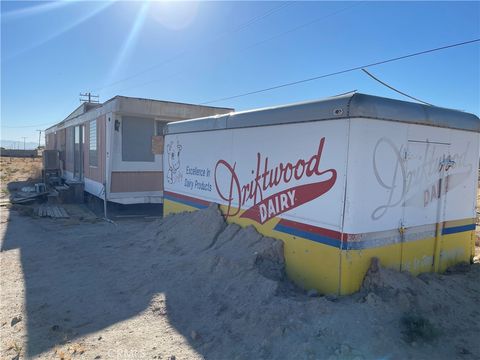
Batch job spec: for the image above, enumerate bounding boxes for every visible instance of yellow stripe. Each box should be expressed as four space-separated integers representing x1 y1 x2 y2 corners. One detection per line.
164 198 475 295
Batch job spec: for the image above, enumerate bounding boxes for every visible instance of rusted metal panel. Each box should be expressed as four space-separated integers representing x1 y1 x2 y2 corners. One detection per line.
110 171 163 193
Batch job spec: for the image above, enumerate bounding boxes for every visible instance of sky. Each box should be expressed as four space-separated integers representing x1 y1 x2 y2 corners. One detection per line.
1 0 479 145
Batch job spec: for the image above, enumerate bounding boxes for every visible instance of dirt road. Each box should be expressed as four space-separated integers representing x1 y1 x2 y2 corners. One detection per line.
1 204 479 360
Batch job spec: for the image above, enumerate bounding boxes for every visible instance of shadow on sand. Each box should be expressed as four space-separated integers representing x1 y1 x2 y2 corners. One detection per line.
1 204 301 359
2 203 480 360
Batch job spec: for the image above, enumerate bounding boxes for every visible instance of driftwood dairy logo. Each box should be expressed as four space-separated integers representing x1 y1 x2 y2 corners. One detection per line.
214 137 337 224
371 137 472 220
167 140 183 184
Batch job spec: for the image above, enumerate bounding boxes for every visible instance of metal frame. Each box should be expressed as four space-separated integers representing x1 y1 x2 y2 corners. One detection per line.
165 93 480 135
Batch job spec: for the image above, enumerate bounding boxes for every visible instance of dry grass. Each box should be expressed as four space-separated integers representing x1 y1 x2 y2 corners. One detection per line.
53 342 86 360
5 340 22 357
0 157 42 197
0 157 42 183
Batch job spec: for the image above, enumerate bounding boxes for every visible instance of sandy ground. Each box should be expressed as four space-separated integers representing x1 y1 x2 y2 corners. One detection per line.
0 157 42 199
0 157 479 359
0 203 479 360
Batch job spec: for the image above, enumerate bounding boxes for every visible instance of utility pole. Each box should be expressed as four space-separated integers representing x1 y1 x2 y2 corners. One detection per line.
21 137 27 150
36 130 43 148
79 92 99 103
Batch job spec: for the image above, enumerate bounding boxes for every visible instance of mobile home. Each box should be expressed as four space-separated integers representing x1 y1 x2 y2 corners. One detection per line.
45 96 232 204
163 93 480 295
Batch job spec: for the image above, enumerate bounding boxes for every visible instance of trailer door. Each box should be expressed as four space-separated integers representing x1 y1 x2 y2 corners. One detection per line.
73 125 84 180
401 140 450 274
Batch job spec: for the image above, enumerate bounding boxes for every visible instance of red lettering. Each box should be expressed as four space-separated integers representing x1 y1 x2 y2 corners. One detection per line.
214 160 241 217
214 137 336 220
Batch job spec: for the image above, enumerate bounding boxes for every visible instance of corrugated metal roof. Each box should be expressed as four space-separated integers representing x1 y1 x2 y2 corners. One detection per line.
165 93 480 134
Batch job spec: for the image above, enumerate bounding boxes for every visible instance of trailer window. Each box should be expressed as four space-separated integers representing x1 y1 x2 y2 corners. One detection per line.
89 120 98 166
122 116 155 162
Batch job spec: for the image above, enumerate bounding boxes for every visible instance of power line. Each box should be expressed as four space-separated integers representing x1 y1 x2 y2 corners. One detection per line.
79 92 99 103
229 2 291 34
3 92 99 130
36 130 44 148
112 2 362 95
2 122 54 129
240 2 364 54
94 2 291 93
200 38 480 105
361 68 433 106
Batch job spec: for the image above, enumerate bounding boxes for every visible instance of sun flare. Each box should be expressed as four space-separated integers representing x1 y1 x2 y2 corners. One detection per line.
150 1 199 31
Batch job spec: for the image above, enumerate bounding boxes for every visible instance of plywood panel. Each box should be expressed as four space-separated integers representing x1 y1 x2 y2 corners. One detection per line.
152 136 164 154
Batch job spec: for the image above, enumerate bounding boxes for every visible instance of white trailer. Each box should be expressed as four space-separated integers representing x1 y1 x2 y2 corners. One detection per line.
45 96 232 205
163 93 479 294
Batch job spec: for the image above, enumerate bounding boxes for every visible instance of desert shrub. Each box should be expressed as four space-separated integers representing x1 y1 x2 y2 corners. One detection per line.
401 314 440 343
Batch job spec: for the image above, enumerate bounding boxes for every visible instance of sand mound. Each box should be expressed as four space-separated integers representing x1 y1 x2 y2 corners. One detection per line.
1 205 479 360
141 205 480 359
155 204 287 300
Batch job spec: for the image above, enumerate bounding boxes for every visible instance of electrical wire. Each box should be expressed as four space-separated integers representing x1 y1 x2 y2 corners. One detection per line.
1 122 54 129
94 2 291 93
200 38 480 105
109 2 362 95
5 39 477 129
361 68 433 106
4 4 292 130
240 2 364 54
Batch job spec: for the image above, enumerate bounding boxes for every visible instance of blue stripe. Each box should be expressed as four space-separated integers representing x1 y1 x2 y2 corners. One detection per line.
274 223 388 250
274 224 341 248
164 193 208 209
442 223 475 235
270 224 368 249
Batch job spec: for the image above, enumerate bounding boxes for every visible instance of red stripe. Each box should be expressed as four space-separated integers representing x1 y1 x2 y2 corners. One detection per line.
164 191 210 206
165 193 346 242
277 219 343 240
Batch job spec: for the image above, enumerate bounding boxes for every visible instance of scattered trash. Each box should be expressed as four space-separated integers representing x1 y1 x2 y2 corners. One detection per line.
10 316 22 327
20 186 36 193
34 183 46 193
10 191 48 204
